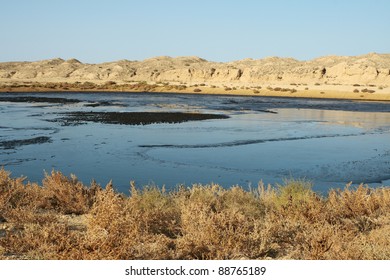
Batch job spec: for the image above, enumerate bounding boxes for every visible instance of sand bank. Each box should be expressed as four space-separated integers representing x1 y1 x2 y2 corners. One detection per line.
1 81 390 102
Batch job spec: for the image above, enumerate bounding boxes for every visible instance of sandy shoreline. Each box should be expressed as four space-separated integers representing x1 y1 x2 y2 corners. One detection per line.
1 82 390 102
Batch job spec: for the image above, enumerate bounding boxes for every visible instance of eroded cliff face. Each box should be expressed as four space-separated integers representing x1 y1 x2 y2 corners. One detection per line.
1 53 389 85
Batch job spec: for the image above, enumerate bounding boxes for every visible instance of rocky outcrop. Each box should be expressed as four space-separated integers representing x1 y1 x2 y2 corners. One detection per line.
1 53 389 86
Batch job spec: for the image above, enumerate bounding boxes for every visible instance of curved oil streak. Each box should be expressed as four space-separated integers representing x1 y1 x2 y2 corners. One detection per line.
139 132 372 149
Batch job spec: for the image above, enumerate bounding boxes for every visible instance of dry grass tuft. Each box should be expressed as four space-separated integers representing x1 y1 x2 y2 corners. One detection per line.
1 169 390 260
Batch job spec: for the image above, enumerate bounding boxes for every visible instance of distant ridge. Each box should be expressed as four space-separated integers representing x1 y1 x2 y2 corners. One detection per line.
1 53 389 85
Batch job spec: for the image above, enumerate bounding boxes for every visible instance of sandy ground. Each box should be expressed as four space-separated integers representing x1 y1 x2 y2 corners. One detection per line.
1 79 390 101
160 84 390 101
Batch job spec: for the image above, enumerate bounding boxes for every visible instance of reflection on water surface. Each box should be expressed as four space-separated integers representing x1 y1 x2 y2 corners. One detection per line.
1 92 390 193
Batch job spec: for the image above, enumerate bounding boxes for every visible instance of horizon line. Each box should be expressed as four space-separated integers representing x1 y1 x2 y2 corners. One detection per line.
1 52 388 65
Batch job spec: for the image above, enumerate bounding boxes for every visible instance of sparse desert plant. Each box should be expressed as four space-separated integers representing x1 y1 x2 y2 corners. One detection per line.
274 179 315 208
105 81 116 86
353 89 359 93
40 170 99 214
193 88 202 92
361 88 375 93
253 90 260 94
81 81 97 89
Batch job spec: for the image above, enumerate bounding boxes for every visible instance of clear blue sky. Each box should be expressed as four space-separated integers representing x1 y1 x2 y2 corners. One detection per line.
1 0 389 63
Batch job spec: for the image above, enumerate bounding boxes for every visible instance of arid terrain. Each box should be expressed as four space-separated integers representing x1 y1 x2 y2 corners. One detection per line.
1 53 390 100
1 54 390 260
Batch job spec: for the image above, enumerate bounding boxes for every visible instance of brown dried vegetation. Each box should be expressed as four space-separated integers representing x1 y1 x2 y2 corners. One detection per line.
1 169 390 260
0 81 191 93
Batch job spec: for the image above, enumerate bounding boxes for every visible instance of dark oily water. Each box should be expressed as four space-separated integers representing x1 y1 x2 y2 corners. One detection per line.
53 111 229 126
1 91 390 194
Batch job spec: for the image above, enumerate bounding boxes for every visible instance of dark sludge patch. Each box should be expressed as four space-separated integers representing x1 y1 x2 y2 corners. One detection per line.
83 101 126 107
0 96 81 104
0 136 52 149
55 111 230 126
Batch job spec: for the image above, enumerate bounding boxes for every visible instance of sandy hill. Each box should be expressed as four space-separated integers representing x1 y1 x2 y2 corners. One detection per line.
0 53 389 87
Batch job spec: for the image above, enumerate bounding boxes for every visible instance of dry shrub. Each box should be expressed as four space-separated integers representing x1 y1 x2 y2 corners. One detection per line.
327 184 390 219
274 179 315 208
1 169 390 260
290 222 341 259
176 184 269 259
40 171 98 214
178 206 265 259
0 169 44 223
220 186 264 217
325 184 390 236
259 186 328 259
262 183 390 259
2 219 82 259
361 88 375 93
83 182 134 259
0 170 92 259
0 168 12 190
128 183 180 238
84 182 177 259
